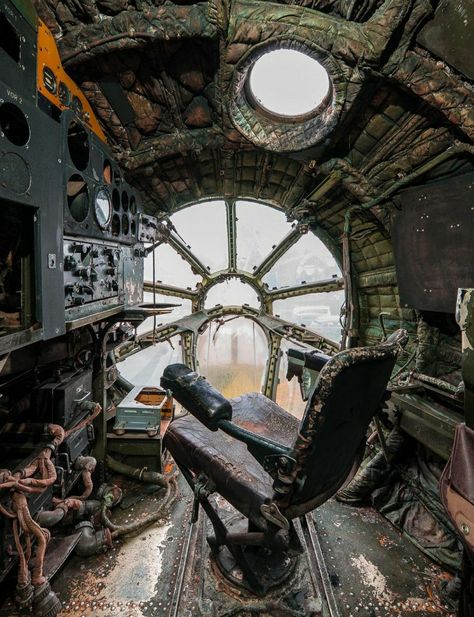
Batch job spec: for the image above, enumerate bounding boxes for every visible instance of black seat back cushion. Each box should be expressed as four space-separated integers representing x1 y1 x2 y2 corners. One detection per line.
291 352 397 505
161 363 232 431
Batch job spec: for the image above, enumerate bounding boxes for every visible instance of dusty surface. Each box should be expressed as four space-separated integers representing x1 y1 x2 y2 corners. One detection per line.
0 482 457 617
0 477 193 617
313 500 456 616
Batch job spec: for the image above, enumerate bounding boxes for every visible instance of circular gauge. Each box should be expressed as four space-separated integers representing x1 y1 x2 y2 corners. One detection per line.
112 213 121 236
121 191 129 211
103 159 112 184
67 119 89 170
0 102 30 147
42 66 57 95
112 188 120 211
71 96 83 118
113 168 122 184
94 187 112 229
67 174 89 222
58 82 71 107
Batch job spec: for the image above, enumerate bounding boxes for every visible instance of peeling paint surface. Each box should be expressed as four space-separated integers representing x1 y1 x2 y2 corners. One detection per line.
94 523 170 605
313 500 457 616
350 554 394 604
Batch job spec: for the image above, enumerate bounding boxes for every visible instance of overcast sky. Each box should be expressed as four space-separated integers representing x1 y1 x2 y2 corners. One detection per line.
249 49 330 116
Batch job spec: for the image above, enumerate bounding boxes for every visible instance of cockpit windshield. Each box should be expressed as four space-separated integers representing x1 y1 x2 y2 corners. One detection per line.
119 198 344 406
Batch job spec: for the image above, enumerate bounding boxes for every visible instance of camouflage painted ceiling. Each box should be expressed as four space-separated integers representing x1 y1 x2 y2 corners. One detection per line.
34 0 473 373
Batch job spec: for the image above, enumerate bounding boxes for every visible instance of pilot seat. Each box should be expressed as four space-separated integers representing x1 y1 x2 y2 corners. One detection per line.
161 329 408 595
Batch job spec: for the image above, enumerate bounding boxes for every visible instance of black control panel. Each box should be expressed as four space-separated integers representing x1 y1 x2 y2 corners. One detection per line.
63 239 123 309
63 113 142 246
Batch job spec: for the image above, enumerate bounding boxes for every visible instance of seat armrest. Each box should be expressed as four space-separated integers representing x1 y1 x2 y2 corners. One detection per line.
218 418 294 472
287 349 330 385
161 364 232 431
304 351 331 372
162 364 294 473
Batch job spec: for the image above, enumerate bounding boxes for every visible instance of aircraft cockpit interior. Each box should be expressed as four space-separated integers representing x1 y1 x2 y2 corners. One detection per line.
0 0 473 615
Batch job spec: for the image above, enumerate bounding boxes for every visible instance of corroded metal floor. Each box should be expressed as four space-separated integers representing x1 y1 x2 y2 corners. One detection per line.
312 500 456 617
0 477 456 617
0 478 195 617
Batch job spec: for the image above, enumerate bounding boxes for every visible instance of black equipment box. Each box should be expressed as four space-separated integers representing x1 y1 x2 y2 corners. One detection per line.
392 172 474 314
33 369 93 427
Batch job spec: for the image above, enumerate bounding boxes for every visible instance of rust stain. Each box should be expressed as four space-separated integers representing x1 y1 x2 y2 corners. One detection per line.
164 461 175 474
349 554 454 615
236 419 265 433
352 507 381 525
377 533 396 548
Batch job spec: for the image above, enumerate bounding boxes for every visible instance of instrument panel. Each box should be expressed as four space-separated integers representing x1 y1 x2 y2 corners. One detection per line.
36 19 106 142
0 0 154 351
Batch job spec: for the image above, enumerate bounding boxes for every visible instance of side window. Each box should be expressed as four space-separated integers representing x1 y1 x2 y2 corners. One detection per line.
118 335 182 385
273 290 344 342
263 233 340 289
236 200 292 271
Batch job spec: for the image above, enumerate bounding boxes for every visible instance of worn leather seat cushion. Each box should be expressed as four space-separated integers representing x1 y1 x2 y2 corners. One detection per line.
165 392 299 526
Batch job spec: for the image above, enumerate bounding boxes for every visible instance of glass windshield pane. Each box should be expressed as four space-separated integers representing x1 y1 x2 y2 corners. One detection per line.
137 292 192 335
205 279 260 308
117 335 182 385
144 243 201 288
275 339 310 419
197 317 267 398
273 290 344 342
171 200 228 272
263 232 340 289
236 200 292 272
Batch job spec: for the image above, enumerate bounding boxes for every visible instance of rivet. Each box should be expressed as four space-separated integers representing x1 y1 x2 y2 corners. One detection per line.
461 522 470 535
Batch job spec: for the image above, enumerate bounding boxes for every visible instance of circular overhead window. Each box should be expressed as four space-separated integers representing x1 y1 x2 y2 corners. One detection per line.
229 41 342 152
248 49 330 119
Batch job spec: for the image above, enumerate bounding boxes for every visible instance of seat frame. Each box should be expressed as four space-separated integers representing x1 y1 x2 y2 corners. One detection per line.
176 459 303 595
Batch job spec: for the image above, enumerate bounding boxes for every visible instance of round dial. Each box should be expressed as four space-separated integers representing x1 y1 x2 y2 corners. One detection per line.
58 82 71 106
94 187 112 229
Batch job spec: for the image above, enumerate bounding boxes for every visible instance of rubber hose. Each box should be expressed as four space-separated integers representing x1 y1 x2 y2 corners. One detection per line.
36 507 66 528
74 522 112 557
106 455 168 487
101 478 177 539
115 373 134 393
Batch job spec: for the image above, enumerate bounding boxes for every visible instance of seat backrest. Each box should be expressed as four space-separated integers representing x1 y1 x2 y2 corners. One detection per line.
285 329 407 515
